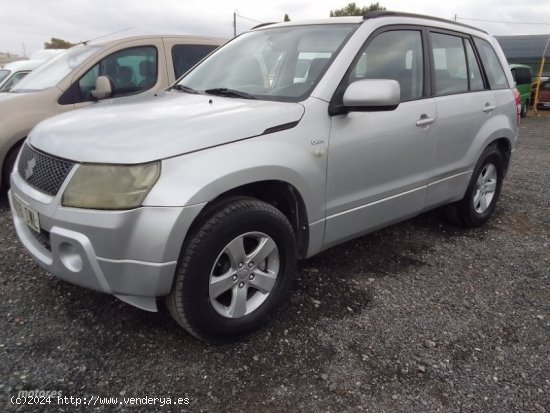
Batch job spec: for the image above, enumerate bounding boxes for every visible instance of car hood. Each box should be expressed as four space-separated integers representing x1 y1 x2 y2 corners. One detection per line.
29 91 305 164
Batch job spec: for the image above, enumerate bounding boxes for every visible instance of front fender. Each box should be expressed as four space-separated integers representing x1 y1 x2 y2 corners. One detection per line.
143 131 328 224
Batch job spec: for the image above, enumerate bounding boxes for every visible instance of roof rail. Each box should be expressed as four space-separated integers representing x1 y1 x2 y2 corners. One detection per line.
251 22 279 30
363 11 487 34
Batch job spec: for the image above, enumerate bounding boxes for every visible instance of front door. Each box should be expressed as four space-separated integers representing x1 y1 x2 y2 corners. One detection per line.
324 28 435 247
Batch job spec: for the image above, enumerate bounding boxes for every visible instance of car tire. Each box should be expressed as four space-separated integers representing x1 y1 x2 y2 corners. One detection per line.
447 145 504 228
1 140 23 192
166 197 297 342
520 102 528 118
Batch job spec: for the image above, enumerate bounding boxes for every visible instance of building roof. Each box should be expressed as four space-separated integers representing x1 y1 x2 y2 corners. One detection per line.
496 35 550 59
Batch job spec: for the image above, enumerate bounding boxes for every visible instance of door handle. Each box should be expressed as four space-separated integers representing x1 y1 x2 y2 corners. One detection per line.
483 103 496 113
416 115 435 127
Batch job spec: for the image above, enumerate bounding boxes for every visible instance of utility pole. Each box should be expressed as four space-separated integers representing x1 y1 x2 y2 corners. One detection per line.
533 35 550 115
22 43 26 58
233 11 237 37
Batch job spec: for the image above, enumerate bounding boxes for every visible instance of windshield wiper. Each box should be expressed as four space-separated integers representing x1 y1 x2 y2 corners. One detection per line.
204 88 257 99
171 84 199 94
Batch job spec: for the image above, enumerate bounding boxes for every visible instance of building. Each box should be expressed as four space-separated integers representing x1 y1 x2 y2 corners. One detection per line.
496 35 550 77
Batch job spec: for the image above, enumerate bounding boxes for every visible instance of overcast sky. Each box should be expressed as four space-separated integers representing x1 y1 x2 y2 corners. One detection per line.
1 0 550 56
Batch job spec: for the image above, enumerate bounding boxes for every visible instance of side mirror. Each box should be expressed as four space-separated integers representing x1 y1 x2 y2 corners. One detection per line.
342 79 400 111
91 76 113 100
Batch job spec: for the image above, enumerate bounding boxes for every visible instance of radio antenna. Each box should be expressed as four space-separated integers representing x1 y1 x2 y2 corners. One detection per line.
81 27 134 45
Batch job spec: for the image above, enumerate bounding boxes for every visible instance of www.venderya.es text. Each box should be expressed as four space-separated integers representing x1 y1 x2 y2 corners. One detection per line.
11 391 190 407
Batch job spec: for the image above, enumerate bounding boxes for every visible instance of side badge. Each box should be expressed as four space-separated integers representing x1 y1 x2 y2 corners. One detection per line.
311 139 325 145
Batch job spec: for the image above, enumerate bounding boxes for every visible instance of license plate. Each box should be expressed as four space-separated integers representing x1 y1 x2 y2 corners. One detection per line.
13 194 41 233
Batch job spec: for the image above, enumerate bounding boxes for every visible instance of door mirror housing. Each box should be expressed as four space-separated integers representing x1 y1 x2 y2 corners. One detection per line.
91 76 113 100
341 79 400 112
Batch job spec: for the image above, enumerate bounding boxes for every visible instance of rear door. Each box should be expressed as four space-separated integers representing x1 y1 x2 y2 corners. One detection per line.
425 31 495 208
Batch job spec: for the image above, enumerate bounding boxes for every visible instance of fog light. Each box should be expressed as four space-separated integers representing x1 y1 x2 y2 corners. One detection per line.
59 242 83 272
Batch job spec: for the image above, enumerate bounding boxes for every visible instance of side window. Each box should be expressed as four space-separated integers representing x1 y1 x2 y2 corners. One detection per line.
349 30 424 101
0 71 30 92
465 40 484 91
430 33 468 95
77 46 158 102
473 38 509 89
172 44 218 79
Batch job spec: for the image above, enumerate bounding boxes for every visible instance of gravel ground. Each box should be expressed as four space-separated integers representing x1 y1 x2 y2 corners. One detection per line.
1 115 549 413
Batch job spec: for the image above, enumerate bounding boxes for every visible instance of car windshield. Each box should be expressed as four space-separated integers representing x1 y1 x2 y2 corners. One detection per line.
0 69 10 83
11 45 102 93
176 24 358 102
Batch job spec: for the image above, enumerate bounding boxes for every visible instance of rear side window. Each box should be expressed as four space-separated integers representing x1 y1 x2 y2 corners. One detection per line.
464 40 484 91
172 44 218 79
430 32 468 95
473 38 509 89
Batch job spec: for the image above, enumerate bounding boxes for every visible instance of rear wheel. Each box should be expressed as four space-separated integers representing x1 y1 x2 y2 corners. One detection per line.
166 198 296 342
447 145 504 228
520 102 528 118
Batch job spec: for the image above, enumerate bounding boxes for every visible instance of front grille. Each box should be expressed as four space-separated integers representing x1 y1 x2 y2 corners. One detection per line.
17 144 74 196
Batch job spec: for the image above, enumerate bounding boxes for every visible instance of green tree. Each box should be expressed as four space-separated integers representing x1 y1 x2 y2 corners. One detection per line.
44 37 77 49
330 2 386 17
284 13 291 22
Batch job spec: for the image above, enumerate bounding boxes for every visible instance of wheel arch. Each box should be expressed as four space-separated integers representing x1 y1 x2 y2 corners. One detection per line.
489 136 512 175
0 134 28 190
183 180 310 260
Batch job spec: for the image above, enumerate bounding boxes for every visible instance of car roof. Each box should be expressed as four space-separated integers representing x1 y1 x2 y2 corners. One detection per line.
88 34 227 48
1 59 46 71
252 12 486 35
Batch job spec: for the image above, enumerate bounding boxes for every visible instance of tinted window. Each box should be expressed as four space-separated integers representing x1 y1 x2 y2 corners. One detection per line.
511 67 532 85
350 30 424 101
172 44 218 79
78 46 158 102
431 33 468 95
474 38 508 89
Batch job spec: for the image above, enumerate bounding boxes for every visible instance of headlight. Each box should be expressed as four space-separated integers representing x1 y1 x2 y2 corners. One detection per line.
62 162 160 209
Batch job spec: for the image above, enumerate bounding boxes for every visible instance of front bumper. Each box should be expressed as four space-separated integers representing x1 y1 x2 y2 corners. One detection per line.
9 171 204 311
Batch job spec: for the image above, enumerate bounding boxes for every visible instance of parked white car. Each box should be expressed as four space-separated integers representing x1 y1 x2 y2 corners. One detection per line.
0 60 47 92
0 35 225 189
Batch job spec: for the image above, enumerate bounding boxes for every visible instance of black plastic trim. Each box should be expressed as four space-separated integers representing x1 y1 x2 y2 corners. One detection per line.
262 120 300 135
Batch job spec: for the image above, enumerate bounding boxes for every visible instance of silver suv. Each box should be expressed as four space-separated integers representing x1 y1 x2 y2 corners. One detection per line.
9 12 520 342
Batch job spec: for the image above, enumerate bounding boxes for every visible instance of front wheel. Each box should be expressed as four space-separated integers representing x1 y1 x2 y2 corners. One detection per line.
448 145 504 228
166 198 297 342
